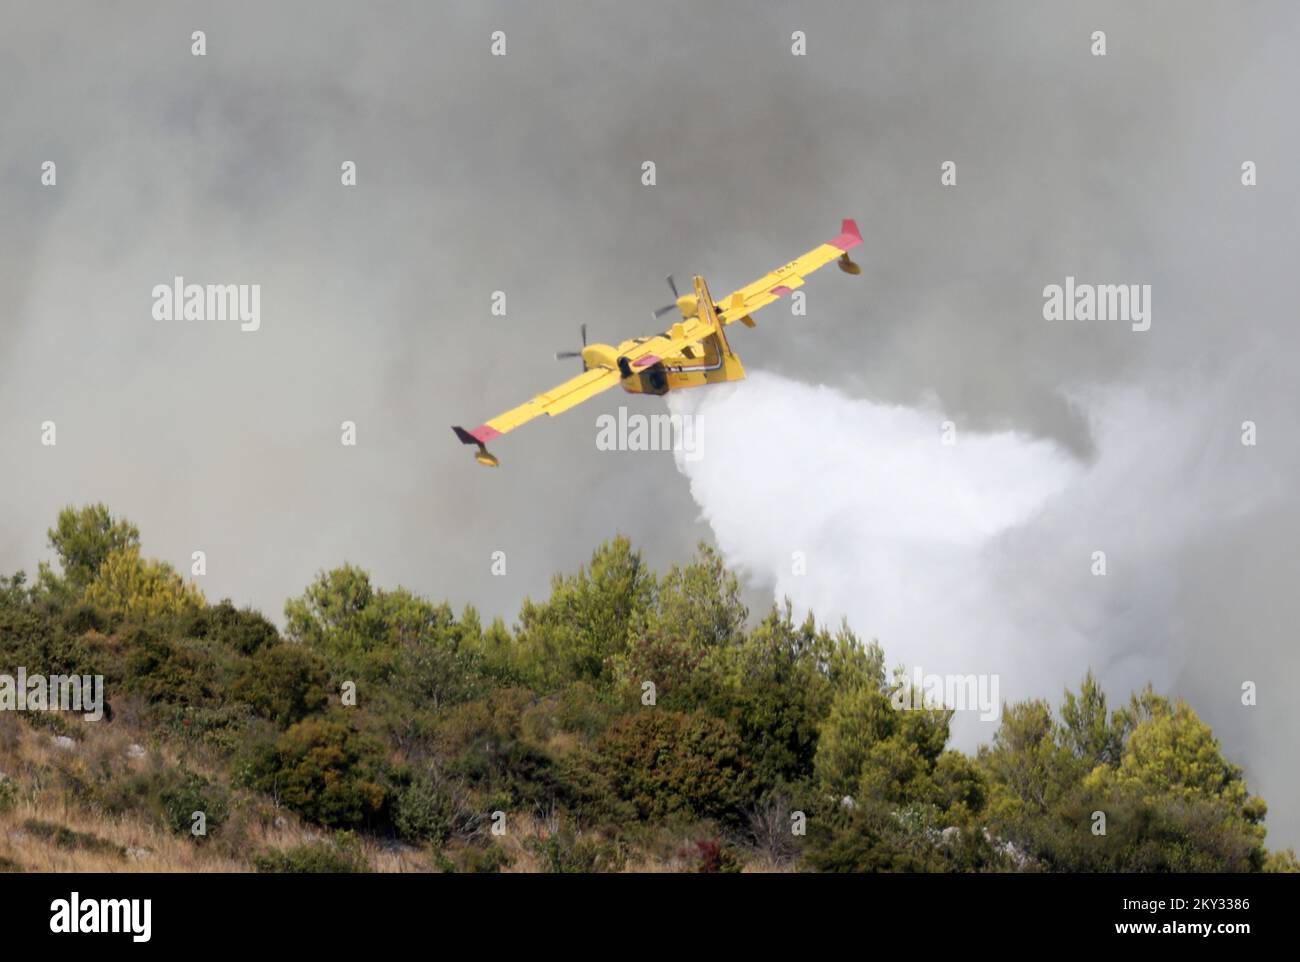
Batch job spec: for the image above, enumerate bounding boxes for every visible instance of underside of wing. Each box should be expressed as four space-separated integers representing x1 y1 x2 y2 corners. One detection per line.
453 218 862 465
716 218 862 326
452 366 622 450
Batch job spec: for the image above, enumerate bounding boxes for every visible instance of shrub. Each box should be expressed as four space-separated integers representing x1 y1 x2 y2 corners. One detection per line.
598 711 756 824
527 827 626 873
61 603 109 636
437 841 513 874
238 717 387 828
157 769 229 839
436 689 555 806
747 789 809 866
122 628 216 707
183 601 279 655
393 777 454 844
233 643 329 726
254 832 367 873
678 837 742 873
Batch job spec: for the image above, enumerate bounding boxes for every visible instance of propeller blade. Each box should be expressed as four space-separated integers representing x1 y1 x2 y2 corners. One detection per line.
580 322 587 346
555 350 582 359
666 274 679 298
653 303 678 319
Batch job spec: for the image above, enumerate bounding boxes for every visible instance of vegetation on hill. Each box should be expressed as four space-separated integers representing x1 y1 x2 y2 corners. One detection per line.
0 503 1294 873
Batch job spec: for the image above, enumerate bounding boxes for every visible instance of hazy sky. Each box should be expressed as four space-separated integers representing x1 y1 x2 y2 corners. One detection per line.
2 3 1297 847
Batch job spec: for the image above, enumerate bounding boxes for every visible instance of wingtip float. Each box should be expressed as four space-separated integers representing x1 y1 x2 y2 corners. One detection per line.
452 218 863 466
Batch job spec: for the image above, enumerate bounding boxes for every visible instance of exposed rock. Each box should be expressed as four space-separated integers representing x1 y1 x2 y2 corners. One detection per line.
126 744 146 759
51 735 76 750
982 829 1033 870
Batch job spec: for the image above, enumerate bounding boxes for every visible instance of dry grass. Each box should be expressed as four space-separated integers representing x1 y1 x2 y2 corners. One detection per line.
0 717 565 873
0 711 782 873
0 711 313 872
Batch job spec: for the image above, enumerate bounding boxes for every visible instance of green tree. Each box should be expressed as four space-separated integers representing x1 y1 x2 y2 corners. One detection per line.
814 669 951 808
285 566 483 722
706 606 849 787
980 677 1269 872
284 563 377 654
45 504 140 590
638 542 747 651
1059 671 1129 768
979 699 1080 819
514 536 654 687
84 546 205 621
1088 697 1265 829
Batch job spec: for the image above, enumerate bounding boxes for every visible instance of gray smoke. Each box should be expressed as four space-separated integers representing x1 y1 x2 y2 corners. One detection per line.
1 2 1297 846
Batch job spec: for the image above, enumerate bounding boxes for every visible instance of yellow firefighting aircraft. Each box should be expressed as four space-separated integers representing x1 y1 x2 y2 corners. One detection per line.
453 218 863 465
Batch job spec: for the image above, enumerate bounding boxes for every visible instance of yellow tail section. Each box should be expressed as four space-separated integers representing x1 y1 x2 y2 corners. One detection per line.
694 276 736 358
655 276 745 390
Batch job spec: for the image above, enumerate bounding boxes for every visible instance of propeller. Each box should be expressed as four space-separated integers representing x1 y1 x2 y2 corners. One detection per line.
555 322 588 369
652 275 681 319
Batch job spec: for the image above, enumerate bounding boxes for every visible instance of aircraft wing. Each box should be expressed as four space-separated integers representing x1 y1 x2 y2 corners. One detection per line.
453 365 623 450
451 312 718 460
715 218 862 326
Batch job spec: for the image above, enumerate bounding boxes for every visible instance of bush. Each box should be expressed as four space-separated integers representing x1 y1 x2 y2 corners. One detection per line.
123 628 216 707
436 689 556 806
678 837 742 873
598 710 756 824
526 827 626 873
61 603 109 636
803 803 943 873
254 833 367 873
183 601 280 655
393 777 455 844
437 841 513 874
157 769 229 840
804 800 1009 873
238 717 387 829
233 643 328 726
